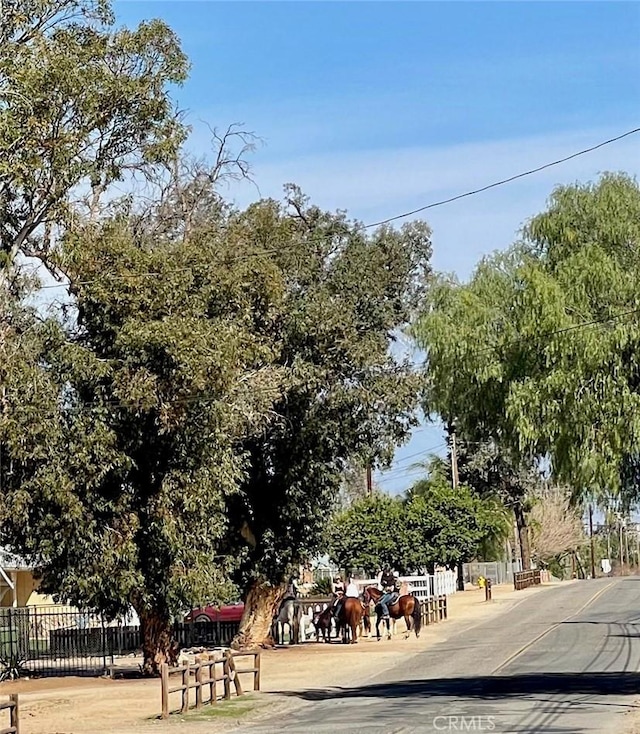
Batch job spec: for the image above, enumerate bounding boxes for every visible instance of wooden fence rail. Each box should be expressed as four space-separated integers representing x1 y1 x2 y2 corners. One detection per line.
420 595 447 626
160 650 260 719
514 569 542 591
0 695 19 734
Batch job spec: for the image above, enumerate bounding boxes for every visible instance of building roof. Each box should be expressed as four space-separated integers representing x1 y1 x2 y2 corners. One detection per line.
0 548 30 571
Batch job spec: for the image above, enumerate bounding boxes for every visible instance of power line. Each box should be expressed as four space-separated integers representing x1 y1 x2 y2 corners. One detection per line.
392 443 447 465
364 126 640 228
8 304 640 413
30 125 640 292
376 441 448 480
473 306 640 357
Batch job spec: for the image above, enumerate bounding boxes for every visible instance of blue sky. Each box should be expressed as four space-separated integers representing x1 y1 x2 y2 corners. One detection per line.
115 1 640 494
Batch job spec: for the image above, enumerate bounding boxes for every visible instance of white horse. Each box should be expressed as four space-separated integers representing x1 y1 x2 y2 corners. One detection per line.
273 599 302 644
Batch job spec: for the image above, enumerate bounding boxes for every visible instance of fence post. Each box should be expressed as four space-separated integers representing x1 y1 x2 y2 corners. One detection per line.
254 651 261 691
228 652 243 696
223 654 231 700
181 662 190 714
161 663 169 720
210 658 218 704
195 657 203 710
9 694 19 734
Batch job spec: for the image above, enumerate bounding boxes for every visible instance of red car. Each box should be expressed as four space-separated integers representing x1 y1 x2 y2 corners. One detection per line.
186 602 244 623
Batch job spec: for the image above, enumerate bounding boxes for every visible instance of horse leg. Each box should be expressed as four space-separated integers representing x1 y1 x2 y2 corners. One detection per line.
386 618 392 641
404 614 412 639
376 614 381 641
351 618 358 644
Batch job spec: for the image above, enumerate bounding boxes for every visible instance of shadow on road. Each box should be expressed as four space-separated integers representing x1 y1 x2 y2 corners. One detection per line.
271 672 640 703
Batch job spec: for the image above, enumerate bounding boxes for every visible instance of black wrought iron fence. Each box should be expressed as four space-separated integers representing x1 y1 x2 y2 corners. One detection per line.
0 606 241 678
0 606 109 676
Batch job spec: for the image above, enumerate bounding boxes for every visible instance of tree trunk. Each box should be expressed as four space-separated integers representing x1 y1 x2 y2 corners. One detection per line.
231 578 285 650
138 607 177 676
514 502 532 570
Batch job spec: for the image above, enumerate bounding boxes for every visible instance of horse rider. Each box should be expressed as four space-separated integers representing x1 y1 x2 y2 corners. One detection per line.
279 574 298 613
345 576 360 599
331 574 346 617
376 565 399 619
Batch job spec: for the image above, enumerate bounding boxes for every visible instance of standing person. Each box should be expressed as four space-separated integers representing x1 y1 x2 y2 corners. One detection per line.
376 565 399 619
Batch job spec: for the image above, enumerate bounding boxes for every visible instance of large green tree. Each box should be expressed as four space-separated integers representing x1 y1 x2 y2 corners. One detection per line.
219 192 432 647
0 187 431 667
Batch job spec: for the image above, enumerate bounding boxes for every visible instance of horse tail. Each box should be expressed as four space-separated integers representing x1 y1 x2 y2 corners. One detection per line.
412 596 422 637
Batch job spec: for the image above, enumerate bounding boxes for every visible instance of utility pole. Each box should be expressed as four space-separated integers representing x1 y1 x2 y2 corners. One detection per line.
625 521 631 573
619 518 625 574
450 430 459 490
588 504 596 579
449 425 464 591
366 464 372 495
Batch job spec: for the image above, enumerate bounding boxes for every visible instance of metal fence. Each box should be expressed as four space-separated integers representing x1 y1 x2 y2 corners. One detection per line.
0 606 241 678
463 560 523 586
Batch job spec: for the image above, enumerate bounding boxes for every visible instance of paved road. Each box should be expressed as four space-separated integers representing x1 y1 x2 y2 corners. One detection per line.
239 578 640 733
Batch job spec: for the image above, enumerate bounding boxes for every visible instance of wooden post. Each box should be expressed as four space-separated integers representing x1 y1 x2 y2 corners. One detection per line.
254 651 261 691
209 658 217 705
161 664 169 720
228 652 243 697
181 662 190 714
223 654 231 700
11 694 19 734
195 658 203 710
589 504 596 579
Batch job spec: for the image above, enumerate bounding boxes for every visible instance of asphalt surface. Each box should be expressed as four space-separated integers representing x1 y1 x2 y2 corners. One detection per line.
238 577 640 734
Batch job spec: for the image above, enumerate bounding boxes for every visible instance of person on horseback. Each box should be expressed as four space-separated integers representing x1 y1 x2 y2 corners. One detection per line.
345 576 360 598
331 574 345 618
280 574 298 611
376 565 399 619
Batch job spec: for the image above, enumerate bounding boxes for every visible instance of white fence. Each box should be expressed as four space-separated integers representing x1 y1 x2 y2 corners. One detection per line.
355 570 457 602
295 570 457 642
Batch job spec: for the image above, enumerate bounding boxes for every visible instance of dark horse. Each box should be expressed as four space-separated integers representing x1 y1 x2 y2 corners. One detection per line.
335 597 371 644
312 606 334 643
363 586 422 641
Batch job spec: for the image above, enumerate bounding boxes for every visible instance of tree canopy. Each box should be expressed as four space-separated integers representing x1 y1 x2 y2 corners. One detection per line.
414 173 640 501
0 183 432 667
0 0 188 278
328 466 503 575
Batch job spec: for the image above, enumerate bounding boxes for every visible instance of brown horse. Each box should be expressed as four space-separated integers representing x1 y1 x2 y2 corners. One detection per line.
335 597 370 644
363 586 422 641
312 606 334 643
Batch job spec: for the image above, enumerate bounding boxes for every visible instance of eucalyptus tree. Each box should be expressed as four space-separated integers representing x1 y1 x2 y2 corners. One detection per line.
0 0 188 280
0 185 432 667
